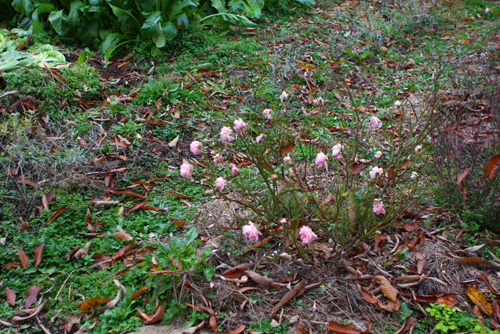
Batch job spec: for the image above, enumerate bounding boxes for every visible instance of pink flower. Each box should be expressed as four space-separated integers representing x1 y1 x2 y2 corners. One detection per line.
369 166 383 180
220 126 235 142
215 177 226 191
373 200 386 215
374 151 382 159
271 174 277 179
370 116 383 129
283 156 292 163
256 133 264 142
231 166 239 174
331 144 344 158
280 218 287 224
213 153 224 166
411 171 418 180
315 152 328 168
263 109 273 120
242 221 262 241
415 145 422 152
279 91 289 102
313 97 324 106
486 7 490 14
190 141 203 155
394 100 402 106
299 226 317 244
233 118 248 134
180 161 194 178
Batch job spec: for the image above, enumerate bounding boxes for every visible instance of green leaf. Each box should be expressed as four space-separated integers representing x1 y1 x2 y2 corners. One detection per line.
161 21 178 41
12 0 35 15
199 13 256 29
211 0 227 13
67 1 85 28
48 10 67 36
176 13 189 29
141 12 162 39
296 0 315 4
108 3 140 27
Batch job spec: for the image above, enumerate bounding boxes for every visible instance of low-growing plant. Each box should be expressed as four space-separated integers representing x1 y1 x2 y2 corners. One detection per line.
181 81 440 257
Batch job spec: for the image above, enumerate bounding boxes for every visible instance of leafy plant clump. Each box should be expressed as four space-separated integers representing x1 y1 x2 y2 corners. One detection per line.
426 303 500 334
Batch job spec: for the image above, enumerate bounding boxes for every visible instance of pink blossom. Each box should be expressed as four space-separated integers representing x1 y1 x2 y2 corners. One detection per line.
263 109 273 120
331 144 344 158
373 200 386 215
411 171 418 180
415 145 422 152
271 174 277 179
190 141 203 155
315 152 328 168
233 118 248 134
486 7 490 14
299 226 317 244
283 156 292 163
256 133 264 142
313 97 324 106
280 218 287 224
370 116 383 128
374 151 382 159
231 166 239 174
180 161 194 178
242 221 262 241
213 153 224 166
220 126 235 142
369 166 383 180
215 177 226 191
394 100 402 106
279 91 289 102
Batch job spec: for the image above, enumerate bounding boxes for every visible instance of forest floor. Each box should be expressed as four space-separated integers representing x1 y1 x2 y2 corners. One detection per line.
1 0 500 333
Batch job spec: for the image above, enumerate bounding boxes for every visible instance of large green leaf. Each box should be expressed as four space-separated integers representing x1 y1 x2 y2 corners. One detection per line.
199 12 256 29
108 3 140 27
211 0 227 13
11 0 35 15
67 1 85 28
296 0 315 4
48 10 67 35
161 21 178 41
227 0 264 18
170 0 198 19
141 11 162 39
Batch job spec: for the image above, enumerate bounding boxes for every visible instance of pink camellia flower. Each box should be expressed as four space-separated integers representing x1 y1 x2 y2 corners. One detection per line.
231 165 239 174
374 151 383 159
315 152 328 168
283 156 292 163
255 133 264 142
411 171 418 180
190 141 203 155
271 174 277 179
331 143 344 158
263 109 273 120
313 97 324 106
486 7 490 14
394 100 402 106
220 126 235 142
373 200 386 215
180 161 194 178
233 118 248 134
242 221 262 241
215 177 226 191
299 226 317 244
369 166 383 180
370 116 383 129
213 153 224 166
279 91 289 102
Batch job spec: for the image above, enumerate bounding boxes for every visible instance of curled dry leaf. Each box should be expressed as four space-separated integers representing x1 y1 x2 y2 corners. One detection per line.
485 154 500 179
5 287 16 307
131 287 148 301
222 263 255 279
108 188 146 199
99 280 126 311
34 244 44 269
375 276 398 302
245 270 277 287
415 253 426 275
46 206 68 224
112 243 138 261
74 242 92 260
395 316 418 334
65 314 82 333
78 296 110 312
136 300 165 325
221 324 246 334
269 280 305 318
456 168 471 185
113 229 133 241
25 286 41 308
325 320 369 334
14 247 29 268
466 286 492 315
11 302 46 323
165 191 192 199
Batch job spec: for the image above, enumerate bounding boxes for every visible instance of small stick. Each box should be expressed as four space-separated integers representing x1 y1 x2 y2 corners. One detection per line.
269 280 305 318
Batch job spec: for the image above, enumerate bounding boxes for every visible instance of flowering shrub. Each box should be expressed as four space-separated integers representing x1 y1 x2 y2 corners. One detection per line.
184 90 437 256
